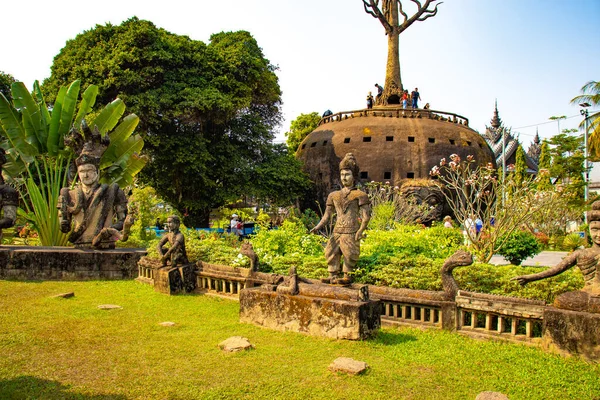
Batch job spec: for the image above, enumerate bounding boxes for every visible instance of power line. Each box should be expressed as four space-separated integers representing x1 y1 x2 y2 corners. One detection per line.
513 114 581 130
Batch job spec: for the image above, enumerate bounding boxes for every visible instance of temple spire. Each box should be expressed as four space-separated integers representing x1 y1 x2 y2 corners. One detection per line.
490 99 502 129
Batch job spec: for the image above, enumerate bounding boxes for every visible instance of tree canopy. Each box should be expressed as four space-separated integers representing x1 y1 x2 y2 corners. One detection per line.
285 112 320 153
571 80 600 159
43 17 306 226
0 72 16 102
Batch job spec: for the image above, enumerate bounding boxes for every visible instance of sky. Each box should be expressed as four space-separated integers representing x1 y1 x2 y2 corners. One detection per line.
2 0 599 151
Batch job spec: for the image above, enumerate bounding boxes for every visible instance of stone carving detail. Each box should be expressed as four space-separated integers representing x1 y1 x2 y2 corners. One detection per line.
514 200 600 313
58 124 130 249
311 153 371 284
0 149 17 242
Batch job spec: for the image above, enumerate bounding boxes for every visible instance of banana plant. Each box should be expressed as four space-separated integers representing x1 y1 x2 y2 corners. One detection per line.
0 79 146 246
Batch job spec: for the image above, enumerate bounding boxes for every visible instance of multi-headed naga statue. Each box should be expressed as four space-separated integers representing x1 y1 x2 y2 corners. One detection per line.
363 0 442 105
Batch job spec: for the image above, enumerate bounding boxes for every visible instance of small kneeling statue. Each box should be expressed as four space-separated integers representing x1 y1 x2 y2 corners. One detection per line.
157 215 188 268
514 200 600 313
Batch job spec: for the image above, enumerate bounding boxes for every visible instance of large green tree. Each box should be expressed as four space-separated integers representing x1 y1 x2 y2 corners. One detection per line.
285 112 320 153
43 17 298 227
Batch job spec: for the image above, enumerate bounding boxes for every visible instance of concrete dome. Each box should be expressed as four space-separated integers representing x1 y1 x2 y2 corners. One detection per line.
297 108 496 198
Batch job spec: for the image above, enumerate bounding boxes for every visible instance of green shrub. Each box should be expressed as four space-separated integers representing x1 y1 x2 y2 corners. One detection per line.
561 233 585 251
497 230 541 265
249 219 326 272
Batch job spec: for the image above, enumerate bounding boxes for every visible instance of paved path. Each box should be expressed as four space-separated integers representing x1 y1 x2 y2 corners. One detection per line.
488 251 569 267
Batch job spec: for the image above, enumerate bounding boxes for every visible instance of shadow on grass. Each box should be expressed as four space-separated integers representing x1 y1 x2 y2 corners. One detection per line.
370 330 417 346
0 376 127 400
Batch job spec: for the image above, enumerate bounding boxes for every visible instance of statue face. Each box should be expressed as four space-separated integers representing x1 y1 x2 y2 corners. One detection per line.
590 222 600 246
77 164 99 186
167 218 179 232
340 169 354 188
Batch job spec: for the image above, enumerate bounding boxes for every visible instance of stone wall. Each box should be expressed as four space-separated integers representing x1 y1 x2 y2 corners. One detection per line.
239 287 381 340
0 246 146 280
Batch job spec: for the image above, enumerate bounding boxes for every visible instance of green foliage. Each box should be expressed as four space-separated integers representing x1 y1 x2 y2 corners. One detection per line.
299 208 320 231
0 71 15 102
249 218 327 274
285 112 320 153
497 230 541 265
546 132 585 203
455 263 583 303
43 18 301 227
562 233 585 251
0 80 145 245
127 184 174 242
571 80 600 160
513 145 527 188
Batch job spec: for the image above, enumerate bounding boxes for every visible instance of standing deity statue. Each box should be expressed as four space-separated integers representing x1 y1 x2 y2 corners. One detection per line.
58 125 129 249
0 149 18 241
310 153 371 284
514 200 600 313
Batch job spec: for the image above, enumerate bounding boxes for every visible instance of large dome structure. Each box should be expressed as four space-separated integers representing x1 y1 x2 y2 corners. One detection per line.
297 107 496 200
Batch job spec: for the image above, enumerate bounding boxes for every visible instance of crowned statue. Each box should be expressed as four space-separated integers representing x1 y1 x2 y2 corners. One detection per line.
58 123 130 249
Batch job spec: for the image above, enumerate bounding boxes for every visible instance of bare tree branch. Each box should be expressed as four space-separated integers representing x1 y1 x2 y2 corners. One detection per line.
417 2 442 22
397 1 409 24
363 0 393 34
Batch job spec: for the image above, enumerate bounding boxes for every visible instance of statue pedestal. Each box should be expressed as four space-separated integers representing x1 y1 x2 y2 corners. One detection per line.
154 264 197 295
543 306 600 362
239 287 381 340
0 246 145 280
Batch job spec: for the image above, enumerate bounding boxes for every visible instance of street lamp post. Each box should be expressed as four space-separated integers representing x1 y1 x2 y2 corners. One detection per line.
580 103 590 204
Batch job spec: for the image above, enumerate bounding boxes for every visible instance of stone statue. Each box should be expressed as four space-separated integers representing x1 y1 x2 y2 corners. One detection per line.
58 124 128 249
157 215 188 268
310 153 371 284
514 200 600 313
0 148 18 241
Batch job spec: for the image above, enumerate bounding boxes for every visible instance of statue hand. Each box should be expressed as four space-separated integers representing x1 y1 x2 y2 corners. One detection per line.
60 221 70 233
512 276 530 286
355 230 365 241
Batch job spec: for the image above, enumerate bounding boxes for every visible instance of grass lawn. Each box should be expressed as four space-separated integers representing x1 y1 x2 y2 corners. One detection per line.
0 280 598 400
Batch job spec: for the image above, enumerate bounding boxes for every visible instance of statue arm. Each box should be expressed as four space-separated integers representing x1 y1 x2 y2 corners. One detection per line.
58 187 72 233
310 204 333 234
513 251 579 285
355 199 371 241
111 188 128 231
157 236 169 256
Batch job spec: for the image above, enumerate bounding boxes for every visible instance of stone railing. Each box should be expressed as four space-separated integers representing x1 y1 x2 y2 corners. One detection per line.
455 291 545 343
136 260 599 360
318 108 469 127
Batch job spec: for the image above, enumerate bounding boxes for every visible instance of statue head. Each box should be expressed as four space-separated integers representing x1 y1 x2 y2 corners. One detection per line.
339 153 360 188
167 215 181 232
77 163 99 187
588 201 600 246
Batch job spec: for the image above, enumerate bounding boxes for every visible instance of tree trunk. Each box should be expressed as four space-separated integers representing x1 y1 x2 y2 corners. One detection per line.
385 30 402 93
183 208 211 228
377 3 403 105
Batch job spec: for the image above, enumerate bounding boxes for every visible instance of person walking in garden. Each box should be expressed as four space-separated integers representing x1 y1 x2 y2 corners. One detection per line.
310 153 371 285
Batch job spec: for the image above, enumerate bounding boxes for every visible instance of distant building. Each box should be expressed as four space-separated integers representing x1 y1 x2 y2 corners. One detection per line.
482 101 538 174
